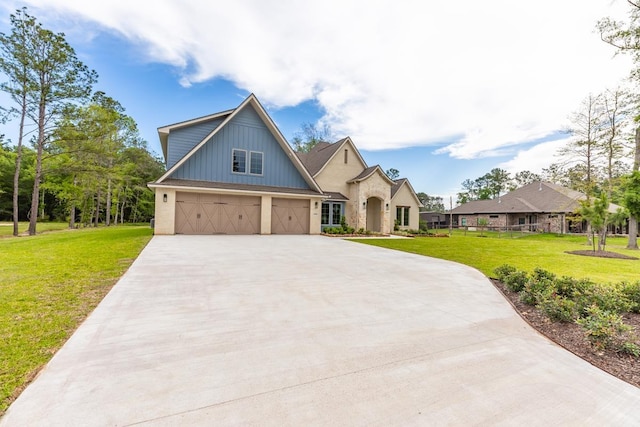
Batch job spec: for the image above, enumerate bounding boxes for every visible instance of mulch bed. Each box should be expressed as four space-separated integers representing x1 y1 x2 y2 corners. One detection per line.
565 250 639 260
491 279 640 388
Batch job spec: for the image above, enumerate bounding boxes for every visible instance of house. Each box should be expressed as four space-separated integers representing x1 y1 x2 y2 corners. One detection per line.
149 94 422 235
149 94 325 235
450 181 616 233
420 211 449 229
296 140 422 232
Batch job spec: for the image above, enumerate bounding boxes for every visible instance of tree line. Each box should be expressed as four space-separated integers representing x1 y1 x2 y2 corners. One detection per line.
0 8 164 236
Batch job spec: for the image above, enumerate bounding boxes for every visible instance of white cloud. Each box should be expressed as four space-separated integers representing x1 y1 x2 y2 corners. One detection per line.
9 0 634 158
498 137 570 175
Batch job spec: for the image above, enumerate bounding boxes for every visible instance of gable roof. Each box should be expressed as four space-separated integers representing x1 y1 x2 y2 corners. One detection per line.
451 181 618 215
391 178 424 207
347 165 396 185
296 137 367 177
153 94 322 193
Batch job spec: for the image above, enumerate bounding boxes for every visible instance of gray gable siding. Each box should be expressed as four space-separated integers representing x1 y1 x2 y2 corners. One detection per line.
169 105 310 189
166 118 224 169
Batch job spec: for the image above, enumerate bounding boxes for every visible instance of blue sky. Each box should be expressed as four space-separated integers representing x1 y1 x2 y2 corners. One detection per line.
0 1 633 202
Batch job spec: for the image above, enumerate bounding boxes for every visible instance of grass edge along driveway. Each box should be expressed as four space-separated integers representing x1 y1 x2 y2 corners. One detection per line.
354 232 639 285
0 226 153 415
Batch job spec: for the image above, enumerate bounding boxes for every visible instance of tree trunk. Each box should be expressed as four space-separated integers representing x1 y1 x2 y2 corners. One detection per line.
628 127 640 249
69 176 77 229
28 99 46 236
12 99 26 236
94 187 101 227
106 177 112 226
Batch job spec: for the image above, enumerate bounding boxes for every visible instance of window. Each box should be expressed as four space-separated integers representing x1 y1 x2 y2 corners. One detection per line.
250 152 263 175
461 217 467 226
344 149 348 164
232 149 246 173
321 202 343 226
332 204 342 225
396 206 410 227
321 203 329 224
518 217 525 225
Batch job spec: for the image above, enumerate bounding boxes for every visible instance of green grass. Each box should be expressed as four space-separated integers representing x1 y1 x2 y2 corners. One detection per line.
0 222 70 237
0 226 153 414
355 231 640 284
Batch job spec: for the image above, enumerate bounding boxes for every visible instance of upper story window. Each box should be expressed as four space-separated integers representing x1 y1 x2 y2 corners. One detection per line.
344 149 348 164
250 152 263 175
232 149 246 173
232 149 263 176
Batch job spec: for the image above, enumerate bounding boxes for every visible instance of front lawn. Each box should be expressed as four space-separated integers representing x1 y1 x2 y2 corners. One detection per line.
355 232 639 284
0 226 153 414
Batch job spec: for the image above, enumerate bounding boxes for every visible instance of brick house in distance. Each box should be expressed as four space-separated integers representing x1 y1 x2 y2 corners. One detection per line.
450 181 612 234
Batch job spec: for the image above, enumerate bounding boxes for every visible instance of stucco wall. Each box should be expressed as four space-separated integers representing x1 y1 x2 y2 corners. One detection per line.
153 189 176 235
390 184 420 230
314 140 367 200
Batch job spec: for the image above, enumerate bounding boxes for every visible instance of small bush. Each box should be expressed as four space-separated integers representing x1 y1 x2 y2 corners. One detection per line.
576 305 638 354
494 264 517 282
519 273 555 306
553 276 592 299
621 281 640 313
574 283 633 316
504 271 529 293
536 293 577 322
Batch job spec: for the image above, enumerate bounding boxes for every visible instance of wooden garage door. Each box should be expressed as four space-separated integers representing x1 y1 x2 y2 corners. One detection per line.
175 193 260 234
271 198 310 234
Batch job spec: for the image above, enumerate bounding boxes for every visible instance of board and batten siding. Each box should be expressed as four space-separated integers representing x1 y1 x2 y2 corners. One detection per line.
169 105 310 189
166 118 225 169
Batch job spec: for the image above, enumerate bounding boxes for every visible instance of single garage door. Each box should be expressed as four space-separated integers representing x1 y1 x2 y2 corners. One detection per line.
271 198 310 234
175 192 261 234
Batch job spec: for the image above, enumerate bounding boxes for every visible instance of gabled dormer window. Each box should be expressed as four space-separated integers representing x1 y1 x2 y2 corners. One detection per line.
233 148 263 176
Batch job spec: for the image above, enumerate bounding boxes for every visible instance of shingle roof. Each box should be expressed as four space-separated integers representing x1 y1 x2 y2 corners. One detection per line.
323 191 349 201
451 182 584 214
391 178 408 198
153 178 323 196
296 139 348 176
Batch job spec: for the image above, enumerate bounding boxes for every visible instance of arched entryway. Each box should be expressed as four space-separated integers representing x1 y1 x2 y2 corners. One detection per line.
366 197 382 232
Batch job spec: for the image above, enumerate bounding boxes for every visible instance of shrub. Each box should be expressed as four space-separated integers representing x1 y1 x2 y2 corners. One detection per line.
536 293 577 322
576 305 638 355
574 283 633 316
519 270 555 306
621 281 640 313
553 276 592 299
504 271 529 293
494 264 517 282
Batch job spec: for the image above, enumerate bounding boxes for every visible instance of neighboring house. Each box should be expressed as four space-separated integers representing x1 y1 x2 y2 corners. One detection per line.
149 94 325 235
296 140 422 232
450 181 619 234
420 211 449 229
149 94 422 235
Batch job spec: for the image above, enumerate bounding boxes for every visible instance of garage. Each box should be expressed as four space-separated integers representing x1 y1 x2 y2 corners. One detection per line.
271 198 310 234
175 192 261 235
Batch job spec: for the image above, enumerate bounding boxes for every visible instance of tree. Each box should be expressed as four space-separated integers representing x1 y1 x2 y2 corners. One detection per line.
0 8 37 236
580 193 611 252
6 9 98 235
623 170 640 249
291 122 333 153
416 192 445 212
559 93 605 199
599 87 631 198
512 170 542 189
385 168 399 180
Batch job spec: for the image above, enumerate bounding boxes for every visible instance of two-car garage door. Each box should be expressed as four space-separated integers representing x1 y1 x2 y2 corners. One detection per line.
175 193 310 235
175 193 260 235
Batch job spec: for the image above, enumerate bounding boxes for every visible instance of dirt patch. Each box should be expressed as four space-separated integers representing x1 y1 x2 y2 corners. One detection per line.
565 250 639 260
491 279 640 388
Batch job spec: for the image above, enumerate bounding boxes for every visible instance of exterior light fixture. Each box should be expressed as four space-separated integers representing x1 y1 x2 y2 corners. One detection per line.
385 203 389 210
363 201 366 208
163 194 167 202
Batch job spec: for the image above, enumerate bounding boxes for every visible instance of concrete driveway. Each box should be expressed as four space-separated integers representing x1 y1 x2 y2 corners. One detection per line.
2 235 640 426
